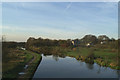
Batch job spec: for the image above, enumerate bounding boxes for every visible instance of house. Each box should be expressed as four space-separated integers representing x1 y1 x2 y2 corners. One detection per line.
72 40 75 45
86 42 92 47
100 41 106 44
86 43 90 47
72 40 80 47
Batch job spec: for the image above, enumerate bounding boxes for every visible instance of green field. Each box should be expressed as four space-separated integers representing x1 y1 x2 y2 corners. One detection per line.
2 49 42 79
63 47 119 69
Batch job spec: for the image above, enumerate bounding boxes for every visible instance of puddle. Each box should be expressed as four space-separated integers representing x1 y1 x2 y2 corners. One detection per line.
24 65 28 69
18 72 26 75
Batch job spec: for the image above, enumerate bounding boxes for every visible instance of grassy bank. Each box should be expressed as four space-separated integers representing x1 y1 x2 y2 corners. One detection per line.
27 43 119 70
2 49 42 79
64 47 119 69
19 50 42 79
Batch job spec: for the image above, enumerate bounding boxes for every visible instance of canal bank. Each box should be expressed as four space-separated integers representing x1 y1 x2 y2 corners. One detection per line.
18 50 42 80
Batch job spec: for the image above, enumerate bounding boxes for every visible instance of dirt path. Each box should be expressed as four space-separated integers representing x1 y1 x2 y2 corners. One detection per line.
18 51 37 79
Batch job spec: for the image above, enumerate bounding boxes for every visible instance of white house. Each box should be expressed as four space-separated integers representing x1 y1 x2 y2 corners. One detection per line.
72 41 75 45
100 41 106 44
86 43 90 47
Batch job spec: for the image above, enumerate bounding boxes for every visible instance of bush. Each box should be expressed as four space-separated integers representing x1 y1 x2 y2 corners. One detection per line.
87 49 95 59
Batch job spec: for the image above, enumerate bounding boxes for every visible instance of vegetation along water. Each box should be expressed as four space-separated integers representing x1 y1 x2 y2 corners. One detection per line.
2 34 120 79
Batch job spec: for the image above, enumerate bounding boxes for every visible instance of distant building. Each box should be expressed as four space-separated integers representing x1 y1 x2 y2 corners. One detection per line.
100 41 106 44
86 42 93 47
86 43 90 47
72 40 80 47
72 40 75 45
98 35 110 41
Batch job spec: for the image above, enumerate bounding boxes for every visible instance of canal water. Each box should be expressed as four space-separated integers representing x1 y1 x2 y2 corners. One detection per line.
33 54 119 78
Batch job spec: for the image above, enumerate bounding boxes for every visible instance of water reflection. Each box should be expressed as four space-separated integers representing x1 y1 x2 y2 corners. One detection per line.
86 63 94 70
97 65 101 74
33 54 119 78
116 70 120 78
53 55 59 61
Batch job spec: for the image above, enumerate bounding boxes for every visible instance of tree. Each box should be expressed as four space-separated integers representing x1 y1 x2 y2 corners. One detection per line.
81 34 97 45
98 35 110 41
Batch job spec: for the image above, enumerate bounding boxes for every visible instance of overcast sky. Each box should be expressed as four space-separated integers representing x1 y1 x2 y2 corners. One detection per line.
2 2 118 42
